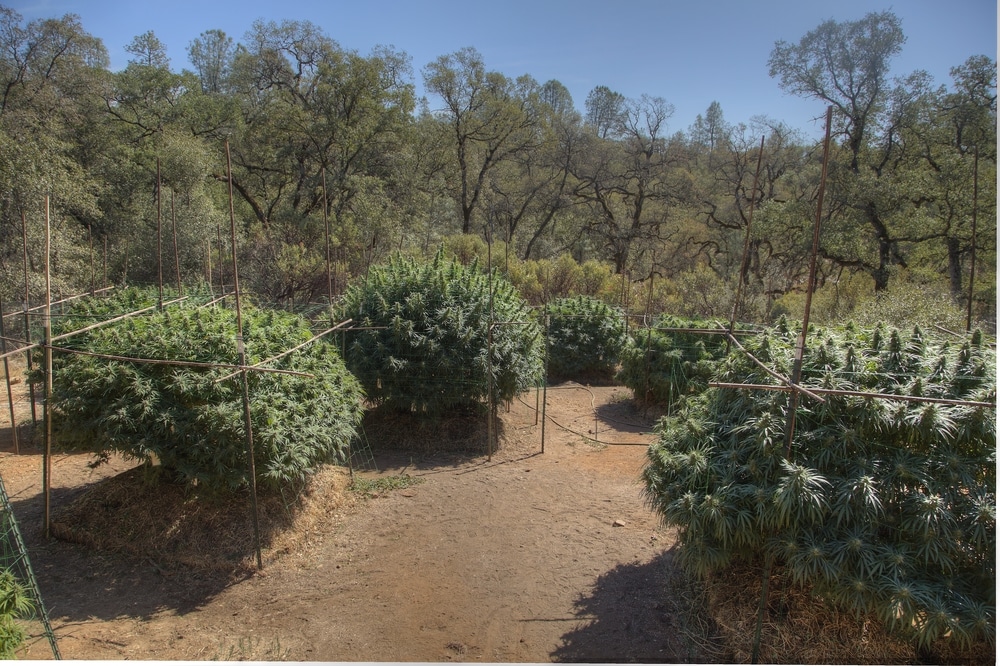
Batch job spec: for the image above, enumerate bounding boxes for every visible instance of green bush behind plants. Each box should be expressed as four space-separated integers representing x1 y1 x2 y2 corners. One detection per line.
643 321 996 650
545 295 627 381
341 250 543 415
48 294 364 492
617 315 732 408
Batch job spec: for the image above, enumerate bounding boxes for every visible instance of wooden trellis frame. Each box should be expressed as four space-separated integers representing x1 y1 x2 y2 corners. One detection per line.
0 143 364 576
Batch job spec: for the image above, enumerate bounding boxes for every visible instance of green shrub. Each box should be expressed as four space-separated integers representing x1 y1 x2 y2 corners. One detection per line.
545 296 626 380
0 569 32 659
617 315 730 407
49 297 364 492
643 323 996 650
341 250 543 415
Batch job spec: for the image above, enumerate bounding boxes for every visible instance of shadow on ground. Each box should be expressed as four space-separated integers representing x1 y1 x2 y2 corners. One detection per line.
552 549 720 663
594 399 658 436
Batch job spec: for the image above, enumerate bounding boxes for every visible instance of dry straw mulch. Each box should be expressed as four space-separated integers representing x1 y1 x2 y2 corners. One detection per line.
700 561 993 664
50 464 355 575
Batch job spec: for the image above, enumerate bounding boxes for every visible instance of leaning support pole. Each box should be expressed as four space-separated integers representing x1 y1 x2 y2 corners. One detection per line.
541 308 549 454
42 197 52 539
751 107 832 666
225 140 263 570
727 135 765 353
88 225 95 296
966 146 978 332
784 105 833 459
322 167 333 310
171 190 182 296
0 300 21 453
486 219 495 462
0 297 18 454
156 158 164 310
21 212 36 425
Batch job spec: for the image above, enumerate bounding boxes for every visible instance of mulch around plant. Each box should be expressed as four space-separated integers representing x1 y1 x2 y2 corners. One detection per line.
49 464 355 575
702 561 993 664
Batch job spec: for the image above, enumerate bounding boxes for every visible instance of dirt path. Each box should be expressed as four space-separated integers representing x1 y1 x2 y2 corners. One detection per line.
0 383 709 662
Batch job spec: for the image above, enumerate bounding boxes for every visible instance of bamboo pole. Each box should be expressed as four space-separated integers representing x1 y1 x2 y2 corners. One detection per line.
89 225 95 296
21 211 36 425
216 220 224 296
171 189 182 296
40 344 312 378
784 106 833 458
213 320 353 384
720 338 826 407
42 196 52 539
156 158 164 310
0 297 18 454
642 274 655 405
541 309 548 454
3 288 115 322
50 298 186 344
486 219 495 461
322 167 333 309
0 299 200 362
225 140 263 570
103 236 108 289
727 135 765 353
966 146 978 332
206 240 214 298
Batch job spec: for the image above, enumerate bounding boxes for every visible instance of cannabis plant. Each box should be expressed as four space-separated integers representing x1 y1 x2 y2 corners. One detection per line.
341 251 543 415
643 322 996 650
545 296 627 381
49 295 364 492
617 315 730 407
0 569 32 659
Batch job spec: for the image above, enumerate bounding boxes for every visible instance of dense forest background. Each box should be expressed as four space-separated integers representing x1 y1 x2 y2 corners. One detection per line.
0 7 994 330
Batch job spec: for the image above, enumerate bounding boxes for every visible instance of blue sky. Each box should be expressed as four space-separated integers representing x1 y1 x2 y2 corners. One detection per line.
9 0 998 138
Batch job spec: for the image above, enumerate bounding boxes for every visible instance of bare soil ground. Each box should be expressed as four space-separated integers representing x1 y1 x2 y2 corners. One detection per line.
0 381 720 662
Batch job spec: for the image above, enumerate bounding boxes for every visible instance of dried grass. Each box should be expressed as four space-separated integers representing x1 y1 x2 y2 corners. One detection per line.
702 561 994 664
50 464 355 576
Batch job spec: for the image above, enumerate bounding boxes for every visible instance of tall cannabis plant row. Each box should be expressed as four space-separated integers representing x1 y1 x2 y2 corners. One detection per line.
545 296 627 381
341 251 543 415
643 321 996 649
48 294 364 492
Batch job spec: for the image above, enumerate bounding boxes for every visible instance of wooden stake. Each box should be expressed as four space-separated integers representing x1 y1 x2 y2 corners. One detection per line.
727 135 765 352
321 167 333 309
42 196 52 539
966 146 978 332
784 107 833 456
206 240 214 298
156 158 163 310
216 222 224 296
0 297 18 454
89 225 95 295
225 140 263 570
171 189 182 296
486 219 495 461
541 310 549 454
21 211 36 425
